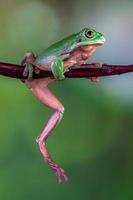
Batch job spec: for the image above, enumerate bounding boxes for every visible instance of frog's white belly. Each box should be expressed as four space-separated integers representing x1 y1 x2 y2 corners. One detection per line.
35 55 56 71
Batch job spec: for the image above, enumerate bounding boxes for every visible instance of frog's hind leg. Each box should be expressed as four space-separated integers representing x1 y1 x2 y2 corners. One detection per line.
21 52 36 79
25 78 68 184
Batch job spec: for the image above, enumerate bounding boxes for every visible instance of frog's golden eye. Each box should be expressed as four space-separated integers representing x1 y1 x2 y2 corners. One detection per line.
85 30 94 38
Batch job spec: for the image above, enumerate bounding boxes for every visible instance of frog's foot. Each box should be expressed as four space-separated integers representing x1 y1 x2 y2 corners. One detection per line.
55 167 69 184
47 159 69 184
23 63 34 79
21 52 36 79
91 62 103 68
51 58 65 81
37 139 69 184
95 63 102 68
87 62 102 82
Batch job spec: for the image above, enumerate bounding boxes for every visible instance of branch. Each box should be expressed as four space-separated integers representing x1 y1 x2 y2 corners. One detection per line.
0 62 133 79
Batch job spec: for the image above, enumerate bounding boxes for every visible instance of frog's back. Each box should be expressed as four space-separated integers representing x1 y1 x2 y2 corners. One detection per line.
36 33 77 62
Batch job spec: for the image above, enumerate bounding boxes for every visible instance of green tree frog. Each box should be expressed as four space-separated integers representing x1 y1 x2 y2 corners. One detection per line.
22 27 106 184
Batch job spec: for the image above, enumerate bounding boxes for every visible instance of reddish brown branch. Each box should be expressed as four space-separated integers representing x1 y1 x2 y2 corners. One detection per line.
0 62 133 79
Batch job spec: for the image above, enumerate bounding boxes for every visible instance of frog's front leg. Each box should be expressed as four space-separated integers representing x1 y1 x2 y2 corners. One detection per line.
25 78 68 184
51 58 65 81
51 53 70 81
21 52 36 79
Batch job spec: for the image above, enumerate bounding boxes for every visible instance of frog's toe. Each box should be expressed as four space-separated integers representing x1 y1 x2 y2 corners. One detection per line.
23 63 34 79
55 167 69 184
94 62 103 68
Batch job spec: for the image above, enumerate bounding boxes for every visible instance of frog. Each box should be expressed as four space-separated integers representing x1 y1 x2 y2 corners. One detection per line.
22 27 106 184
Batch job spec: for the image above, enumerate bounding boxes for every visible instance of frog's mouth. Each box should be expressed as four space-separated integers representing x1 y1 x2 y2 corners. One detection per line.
71 36 106 51
88 35 106 46
79 37 105 47
96 35 106 45
91 42 103 46
95 41 105 45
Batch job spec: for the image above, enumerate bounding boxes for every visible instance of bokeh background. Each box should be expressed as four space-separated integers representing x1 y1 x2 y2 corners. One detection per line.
0 0 133 199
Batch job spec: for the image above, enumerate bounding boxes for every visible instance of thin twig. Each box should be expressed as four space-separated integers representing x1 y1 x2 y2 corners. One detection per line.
0 62 133 79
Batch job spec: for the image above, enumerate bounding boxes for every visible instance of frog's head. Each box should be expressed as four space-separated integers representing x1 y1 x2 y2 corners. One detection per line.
74 27 106 48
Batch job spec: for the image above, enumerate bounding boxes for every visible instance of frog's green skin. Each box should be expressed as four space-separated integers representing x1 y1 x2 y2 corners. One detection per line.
22 28 106 184
22 27 105 80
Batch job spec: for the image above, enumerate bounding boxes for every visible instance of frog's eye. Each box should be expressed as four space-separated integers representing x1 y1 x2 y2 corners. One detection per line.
85 30 94 38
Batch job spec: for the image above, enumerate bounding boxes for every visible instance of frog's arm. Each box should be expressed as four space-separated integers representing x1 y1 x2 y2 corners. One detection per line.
51 58 65 80
50 53 70 80
25 77 68 184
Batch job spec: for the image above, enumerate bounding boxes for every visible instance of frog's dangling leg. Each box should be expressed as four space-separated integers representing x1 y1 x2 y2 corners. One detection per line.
25 77 68 184
51 58 65 81
21 52 36 79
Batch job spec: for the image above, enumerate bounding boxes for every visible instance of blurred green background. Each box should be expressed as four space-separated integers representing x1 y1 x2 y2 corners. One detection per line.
0 0 133 199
